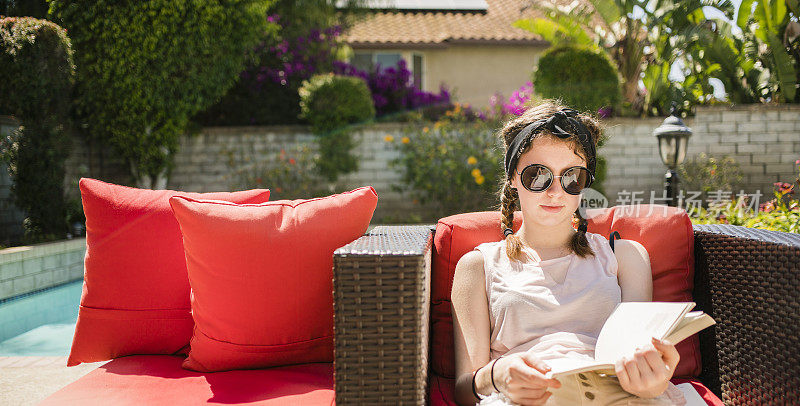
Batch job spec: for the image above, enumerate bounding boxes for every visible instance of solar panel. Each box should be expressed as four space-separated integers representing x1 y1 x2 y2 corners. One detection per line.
336 0 489 11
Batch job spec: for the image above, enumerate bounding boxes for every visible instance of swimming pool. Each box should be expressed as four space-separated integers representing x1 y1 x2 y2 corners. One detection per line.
0 280 82 356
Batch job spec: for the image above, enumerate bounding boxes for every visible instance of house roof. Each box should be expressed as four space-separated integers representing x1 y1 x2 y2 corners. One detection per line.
343 0 554 49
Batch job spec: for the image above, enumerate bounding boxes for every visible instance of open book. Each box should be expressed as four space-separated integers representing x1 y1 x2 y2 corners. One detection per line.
544 302 716 379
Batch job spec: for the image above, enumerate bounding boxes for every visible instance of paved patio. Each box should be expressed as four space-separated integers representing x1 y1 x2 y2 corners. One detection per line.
0 356 104 405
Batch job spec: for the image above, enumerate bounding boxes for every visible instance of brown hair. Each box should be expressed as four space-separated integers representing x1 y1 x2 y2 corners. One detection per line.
499 99 604 261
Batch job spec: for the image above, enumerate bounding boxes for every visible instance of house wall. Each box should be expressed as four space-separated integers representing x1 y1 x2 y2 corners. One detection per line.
356 44 545 108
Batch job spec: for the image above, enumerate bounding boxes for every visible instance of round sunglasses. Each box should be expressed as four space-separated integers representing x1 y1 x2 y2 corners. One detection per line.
516 164 594 195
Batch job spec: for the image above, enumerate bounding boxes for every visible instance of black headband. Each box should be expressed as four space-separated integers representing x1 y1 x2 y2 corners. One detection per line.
503 108 596 179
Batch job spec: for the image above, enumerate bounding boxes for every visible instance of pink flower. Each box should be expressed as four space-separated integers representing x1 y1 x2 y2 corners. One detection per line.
774 182 794 195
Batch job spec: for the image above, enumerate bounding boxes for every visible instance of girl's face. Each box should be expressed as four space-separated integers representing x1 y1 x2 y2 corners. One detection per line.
510 136 587 229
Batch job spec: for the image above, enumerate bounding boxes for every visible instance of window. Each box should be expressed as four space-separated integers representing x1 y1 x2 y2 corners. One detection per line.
349 52 425 89
351 53 373 72
375 53 402 69
351 52 403 72
413 53 424 89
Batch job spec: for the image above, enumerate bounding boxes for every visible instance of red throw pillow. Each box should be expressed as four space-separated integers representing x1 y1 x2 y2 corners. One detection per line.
169 187 377 372
67 178 270 367
431 205 700 379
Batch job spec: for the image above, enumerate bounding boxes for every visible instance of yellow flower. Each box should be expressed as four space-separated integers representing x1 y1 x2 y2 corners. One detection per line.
384 135 394 142
401 136 410 144
475 175 485 185
433 122 442 130
471 168 482 178
467 156 478 165
423 126 429 133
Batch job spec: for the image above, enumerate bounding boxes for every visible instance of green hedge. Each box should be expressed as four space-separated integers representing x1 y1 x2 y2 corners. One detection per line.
299 73 375 134
47 0 275 184
0 17 74 242
533 45 621 113
299 73 375 182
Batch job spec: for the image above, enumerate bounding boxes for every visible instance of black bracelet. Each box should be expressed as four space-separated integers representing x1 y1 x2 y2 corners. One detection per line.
491 357 503 393
471 364 485 400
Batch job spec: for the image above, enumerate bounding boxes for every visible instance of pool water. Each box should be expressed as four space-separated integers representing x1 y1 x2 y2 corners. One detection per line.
0 280 82 356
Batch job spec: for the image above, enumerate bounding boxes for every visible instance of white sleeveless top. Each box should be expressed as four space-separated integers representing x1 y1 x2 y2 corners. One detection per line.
475 232 622 362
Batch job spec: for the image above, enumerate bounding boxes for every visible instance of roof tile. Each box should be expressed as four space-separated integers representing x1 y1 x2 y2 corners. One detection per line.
343 0 561 46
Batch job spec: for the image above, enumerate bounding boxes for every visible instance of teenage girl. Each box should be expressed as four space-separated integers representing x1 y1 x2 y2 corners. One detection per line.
451 100 687 405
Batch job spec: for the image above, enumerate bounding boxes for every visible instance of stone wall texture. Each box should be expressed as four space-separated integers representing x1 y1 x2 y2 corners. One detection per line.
1 104 798 242
0 238 85 302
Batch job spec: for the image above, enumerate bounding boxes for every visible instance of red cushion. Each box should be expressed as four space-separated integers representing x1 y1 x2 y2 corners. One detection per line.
41 356 334 405
67 178 270 367
428 373 722 406
429 205 700 379
169 187 377 372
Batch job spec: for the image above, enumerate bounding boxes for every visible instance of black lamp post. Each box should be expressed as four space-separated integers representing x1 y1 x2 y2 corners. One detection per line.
653 103 692 206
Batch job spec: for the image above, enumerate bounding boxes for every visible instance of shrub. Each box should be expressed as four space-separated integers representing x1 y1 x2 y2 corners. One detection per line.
392 104 505 221
299 73 375 182
226 144 333 200
678 153 744 193
48 0 274 186
299 73 375 133
0 17 74 243
690 161 800 233
532 45 621 114
195 17 344 126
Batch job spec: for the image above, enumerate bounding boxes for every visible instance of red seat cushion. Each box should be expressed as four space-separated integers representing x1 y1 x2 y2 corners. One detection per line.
428 373 722 406
430 205 700 379
41 356 334 405
169 187 377 372
67 178 270 367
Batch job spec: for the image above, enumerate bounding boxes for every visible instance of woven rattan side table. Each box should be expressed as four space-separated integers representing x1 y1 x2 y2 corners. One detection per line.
333 225 435 405
693 224 800 405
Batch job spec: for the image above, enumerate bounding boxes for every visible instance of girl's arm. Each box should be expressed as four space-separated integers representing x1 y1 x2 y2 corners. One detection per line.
614 239 653 302
451 250 493 405
452 250 560 406
613 239 680 398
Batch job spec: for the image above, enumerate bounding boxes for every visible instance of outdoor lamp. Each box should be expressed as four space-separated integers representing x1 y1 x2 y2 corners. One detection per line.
653 103 692 206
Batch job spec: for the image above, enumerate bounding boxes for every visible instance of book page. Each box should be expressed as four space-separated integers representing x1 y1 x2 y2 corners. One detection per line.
594 302 694 364
665 312 716 344
675 383 710 406
544 358 613 379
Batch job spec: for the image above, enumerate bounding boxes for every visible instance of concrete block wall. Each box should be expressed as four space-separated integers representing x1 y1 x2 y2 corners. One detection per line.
600 104 799 208
2 104 798 235
165 123 418 221
0 238 85 301
168 125 317 193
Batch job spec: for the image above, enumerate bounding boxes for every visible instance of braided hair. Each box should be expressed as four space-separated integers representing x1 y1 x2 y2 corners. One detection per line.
498 100 603 261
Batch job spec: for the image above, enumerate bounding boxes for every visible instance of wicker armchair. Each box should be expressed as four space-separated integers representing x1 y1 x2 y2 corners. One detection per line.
332 223 800 405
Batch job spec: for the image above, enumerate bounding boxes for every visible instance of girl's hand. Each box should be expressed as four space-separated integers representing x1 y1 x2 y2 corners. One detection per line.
494 349 562 406
615 337 680 399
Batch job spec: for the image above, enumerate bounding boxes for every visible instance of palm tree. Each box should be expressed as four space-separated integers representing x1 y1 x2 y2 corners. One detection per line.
516 0 733 113
734 0 798 102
